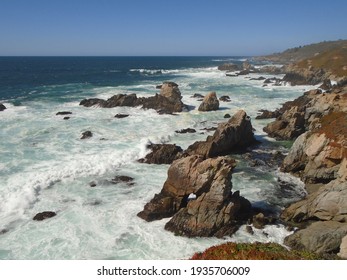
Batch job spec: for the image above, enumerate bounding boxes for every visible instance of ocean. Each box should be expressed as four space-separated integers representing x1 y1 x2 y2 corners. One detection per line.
0 56 311 259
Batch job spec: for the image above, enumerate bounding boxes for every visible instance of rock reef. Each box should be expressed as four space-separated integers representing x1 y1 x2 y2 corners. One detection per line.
80 82 186 114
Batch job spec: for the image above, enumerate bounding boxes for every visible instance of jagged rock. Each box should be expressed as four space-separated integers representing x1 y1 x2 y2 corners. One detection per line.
284 221 347 254
186 110 256 157
175 128 196 134
0 103 7 111
79 98 107 107
114 114 129 118
56 111 72 115
165 189 252 237
263 92 314 140
138 143 183 164
80 82 186 114
218 63 240 71
219 95 231 102
33 211 56 221
281 111 347 183
81 131 93 139
283 66 328 85
138 155 252 237
198 92 219 111
255 109 280 119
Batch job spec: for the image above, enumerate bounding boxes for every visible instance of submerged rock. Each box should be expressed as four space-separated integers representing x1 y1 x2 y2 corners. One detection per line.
33 211 56 221
114 114 129 118
81 131 93 139
175 128 196 134
56 111 72 115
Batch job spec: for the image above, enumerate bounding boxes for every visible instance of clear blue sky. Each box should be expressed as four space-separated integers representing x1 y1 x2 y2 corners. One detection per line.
1 0 346 56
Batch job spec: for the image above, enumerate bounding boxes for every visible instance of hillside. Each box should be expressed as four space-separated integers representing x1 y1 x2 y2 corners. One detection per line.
295 47 347 77
256 39 347 64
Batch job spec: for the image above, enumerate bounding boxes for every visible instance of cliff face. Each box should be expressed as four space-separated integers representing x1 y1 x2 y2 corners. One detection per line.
265 84 347 256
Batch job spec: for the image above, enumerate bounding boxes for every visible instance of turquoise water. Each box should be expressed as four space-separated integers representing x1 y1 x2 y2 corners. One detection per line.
0 57 311 259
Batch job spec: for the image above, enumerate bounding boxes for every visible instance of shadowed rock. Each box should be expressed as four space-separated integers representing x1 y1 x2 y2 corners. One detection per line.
0 103 6 111
138 144 183 164
33 211 56 221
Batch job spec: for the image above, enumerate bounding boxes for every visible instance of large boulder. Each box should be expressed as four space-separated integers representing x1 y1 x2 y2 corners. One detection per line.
186 110 255 157
284 221 347 254
137 155 252 237
198 92 219 111
0 103 7 111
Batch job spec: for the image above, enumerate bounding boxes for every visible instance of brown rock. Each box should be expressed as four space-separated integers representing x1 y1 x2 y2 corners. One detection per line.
186 110 256 157
284 221 347 254
198 92 219 111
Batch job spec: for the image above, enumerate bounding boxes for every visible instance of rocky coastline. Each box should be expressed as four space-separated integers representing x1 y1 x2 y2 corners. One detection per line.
67 44 347 258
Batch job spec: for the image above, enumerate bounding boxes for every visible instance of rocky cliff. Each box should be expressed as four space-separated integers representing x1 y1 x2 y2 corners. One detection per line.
264 83 347 256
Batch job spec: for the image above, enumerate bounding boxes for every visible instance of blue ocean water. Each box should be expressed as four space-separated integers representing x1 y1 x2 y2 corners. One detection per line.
0 57 310 259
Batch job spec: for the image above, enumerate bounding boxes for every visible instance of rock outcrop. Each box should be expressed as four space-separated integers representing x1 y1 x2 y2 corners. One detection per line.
284 221 347 254
0 103 6 111
81 131 93 139
275 85 347 257
138 155 252 237
33 211 57 221
198 92 219 111
281 160 347 223
186 110 256 157
138 143 183 164
80 82 186 114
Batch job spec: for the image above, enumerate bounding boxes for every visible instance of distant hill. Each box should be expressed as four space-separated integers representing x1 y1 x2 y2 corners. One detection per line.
256 40 347 64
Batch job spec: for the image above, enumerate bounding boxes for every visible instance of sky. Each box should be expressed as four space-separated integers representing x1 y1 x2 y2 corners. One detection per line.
0 0 347 56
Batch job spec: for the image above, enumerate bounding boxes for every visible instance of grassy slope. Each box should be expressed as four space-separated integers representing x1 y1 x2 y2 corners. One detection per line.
256 40 347 64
